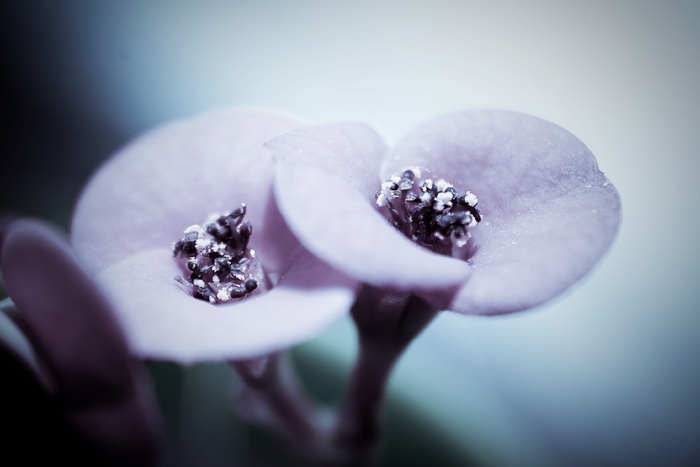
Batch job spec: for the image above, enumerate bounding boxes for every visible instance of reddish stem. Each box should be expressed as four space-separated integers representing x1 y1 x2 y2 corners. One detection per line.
333 286 439 465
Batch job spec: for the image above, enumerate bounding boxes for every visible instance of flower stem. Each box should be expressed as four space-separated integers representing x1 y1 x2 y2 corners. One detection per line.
231 353 330 462
229 287 438 466
333 285 439 465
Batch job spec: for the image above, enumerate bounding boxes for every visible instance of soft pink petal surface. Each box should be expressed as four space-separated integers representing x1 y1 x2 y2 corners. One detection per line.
72 109 357 362
0 219 162 463
269 124 471 293
385 110 621 314
72 109 304 276
95 248 355 363
1 220 134 407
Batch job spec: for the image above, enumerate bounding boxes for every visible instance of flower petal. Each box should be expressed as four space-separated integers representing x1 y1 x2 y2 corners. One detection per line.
0 219 163 463
72 109 304 276
268 124 472 293
0 299 55 393
385 110 621 314
1 219 134 407
94 247 355 363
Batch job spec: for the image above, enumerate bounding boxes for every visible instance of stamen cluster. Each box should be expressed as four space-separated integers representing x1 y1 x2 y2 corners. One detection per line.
173 203 261 304
376 169 482 255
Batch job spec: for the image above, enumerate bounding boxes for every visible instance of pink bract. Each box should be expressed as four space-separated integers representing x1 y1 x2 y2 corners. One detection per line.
1 219 161 465
72 109 356 363
268 110 621 315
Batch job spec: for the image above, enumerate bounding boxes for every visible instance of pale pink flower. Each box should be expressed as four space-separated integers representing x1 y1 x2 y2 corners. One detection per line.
268 110 621 315
71 110 355 363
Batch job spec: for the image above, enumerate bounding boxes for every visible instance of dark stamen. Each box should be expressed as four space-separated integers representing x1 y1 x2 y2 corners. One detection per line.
376 169 482 257
172 203 264 304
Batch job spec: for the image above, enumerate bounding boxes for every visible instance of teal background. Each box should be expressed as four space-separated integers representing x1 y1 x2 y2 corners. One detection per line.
2 1 699 465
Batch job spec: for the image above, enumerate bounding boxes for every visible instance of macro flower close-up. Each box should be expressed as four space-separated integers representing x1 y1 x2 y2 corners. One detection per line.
6 2 700 465
269 110 621 315
71 109 357 363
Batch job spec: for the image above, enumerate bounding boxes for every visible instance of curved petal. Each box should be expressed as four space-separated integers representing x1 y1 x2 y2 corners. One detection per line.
0 219 162 463
269 124 472 293
72 109 304 276
1 219 134 407
94 247 356 363
267 122 387 199
386 110 621 314
0 299 55 393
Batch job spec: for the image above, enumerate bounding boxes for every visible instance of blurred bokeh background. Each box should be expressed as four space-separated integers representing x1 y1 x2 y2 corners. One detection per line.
2 1 699 466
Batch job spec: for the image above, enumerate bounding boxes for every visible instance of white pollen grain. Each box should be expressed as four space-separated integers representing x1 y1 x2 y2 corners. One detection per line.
436 179 453 191
217 289 230 301
464 191 478 206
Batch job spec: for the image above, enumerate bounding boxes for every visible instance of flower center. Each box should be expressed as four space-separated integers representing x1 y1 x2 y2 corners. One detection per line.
172 203 266 304
375 168 482 258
